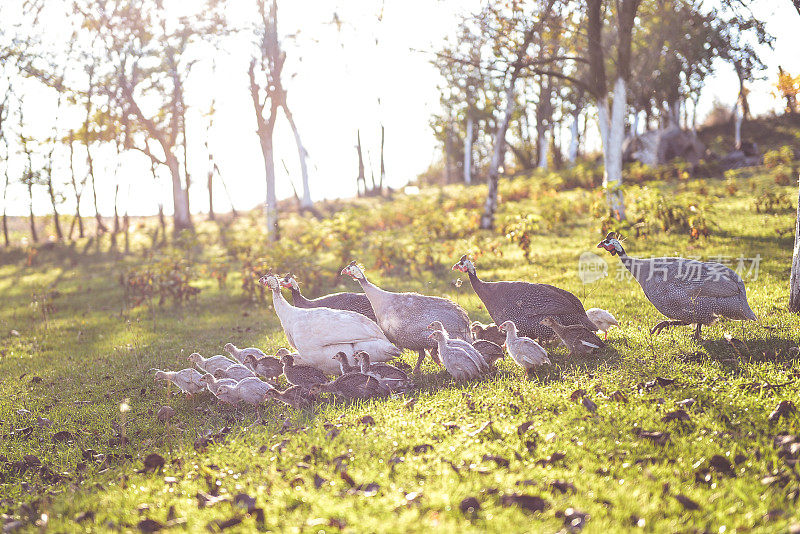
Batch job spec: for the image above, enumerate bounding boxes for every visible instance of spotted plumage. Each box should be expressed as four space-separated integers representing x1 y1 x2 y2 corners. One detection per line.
281 274 377 322
539 316 604 356
453 256 596 341
597 233 756 339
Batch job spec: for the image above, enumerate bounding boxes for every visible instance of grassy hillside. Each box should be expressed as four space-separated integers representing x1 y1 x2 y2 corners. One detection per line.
1 164 799 532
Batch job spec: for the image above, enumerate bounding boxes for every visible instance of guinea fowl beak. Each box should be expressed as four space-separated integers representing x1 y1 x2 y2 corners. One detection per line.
596 242 605 249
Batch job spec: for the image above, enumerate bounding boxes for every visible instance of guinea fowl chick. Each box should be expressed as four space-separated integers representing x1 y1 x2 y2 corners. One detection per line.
226 377 274 405
187 352 236 375
309 372 383 399
213 363 256 381
427 321 489 373
224 343 268 366
242 353 284 380
353 351 409 381
214 384 244 405
585 308 619 340
471 340 505 367
470 321 506 346
199 373 238 395
282 353 328 389
333 352 358 374
539 316 604 356
152 368 205 396
265 386 313 409
498 321 551 372
428 330 482 380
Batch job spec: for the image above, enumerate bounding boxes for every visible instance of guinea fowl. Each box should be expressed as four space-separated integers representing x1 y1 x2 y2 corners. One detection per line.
452 255 596 341
333 352 358 374
265 386 313 409
498 321 551 371
152 368 205 396
281 273 378 322
242 353 284 380
260 273 400 374
426 321 489 373
471 340 505 367
224 343 268 365
281 353 328 389
213 363 256 381
353 351 409 382
309 372 384 399
199 373 238 395
225 377 274 405
212 384 242 405
341 261 471 374
586 308 619 340
539 316 603 356
187 352 236 375
470 321 506 346
428 330 483 380
597 232 757 339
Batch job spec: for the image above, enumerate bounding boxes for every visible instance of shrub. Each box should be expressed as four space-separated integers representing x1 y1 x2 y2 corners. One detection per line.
753 189 794 214
502 214 541 263
763 145 794 168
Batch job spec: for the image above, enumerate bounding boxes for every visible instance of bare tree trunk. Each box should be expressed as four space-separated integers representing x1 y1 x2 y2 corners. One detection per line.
481 84 516 229
207 154 215 221
1 164 9 247
536 76 551 170
733 102 743 150
463 116 474 184
356 130 366 196
45 171 63 241
281 103 312 208
67 134 85 239
599 78 628 220
27 181 38 243
568 108 580 165
164 152 192 233
379 124 386 191
791 172 800 311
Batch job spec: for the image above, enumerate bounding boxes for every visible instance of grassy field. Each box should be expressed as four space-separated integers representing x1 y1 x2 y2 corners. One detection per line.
1 163 799 532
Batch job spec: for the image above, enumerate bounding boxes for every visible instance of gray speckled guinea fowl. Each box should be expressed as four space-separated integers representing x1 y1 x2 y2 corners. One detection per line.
597 232 757 339
539 316 604 356
453 255 596 341
310 372 384 399
341 261 471 374
281 353 328 389
281 274 377 322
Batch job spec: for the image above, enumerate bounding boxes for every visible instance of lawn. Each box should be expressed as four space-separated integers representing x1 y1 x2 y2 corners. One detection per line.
1 166 799 533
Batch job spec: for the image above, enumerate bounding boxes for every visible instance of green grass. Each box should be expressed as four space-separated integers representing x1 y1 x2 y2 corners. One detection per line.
1 169 799 533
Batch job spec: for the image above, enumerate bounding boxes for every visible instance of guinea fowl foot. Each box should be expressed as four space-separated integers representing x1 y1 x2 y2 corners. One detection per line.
692 323 702 341
413 350 426 376
650 320 689 336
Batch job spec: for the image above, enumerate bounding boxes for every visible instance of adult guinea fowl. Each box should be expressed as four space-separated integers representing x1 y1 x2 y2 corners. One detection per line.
341 261 471 374
281 274 377 322
259 273 401 375
452 255 596 341
597 232 757 339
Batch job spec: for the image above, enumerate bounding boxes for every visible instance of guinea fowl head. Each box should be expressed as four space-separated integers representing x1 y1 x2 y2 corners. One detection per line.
280 274 300 290
242 353 257 366
199 373 215 385
340 261 366 280
213 369 227 379
427 321 446 332
275 348 291 358
152 370 167 381
451 255 476 274
353 351 370 366
280 353 295 367
187 352 203 364
597 232 625 256
498 321 517 334
332 352 349 364
258 272 280 290
427 330 445 342
223 343 238 355
539 316 559 329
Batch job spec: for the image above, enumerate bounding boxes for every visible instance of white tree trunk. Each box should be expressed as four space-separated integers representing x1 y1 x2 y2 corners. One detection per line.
790 173 800 311
481 84 515 229
283 106 312 208
599 77 627 219
537 128 548 169
567 108 580 165
630 111 639 137
734 103 743 150
464 115 474 184
166 153 192 232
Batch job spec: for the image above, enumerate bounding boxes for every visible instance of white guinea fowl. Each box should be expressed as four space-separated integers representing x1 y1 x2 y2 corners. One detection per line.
213 363 256 381
498 321 551 371
585 308 619 339
259 273 401 375
199 373 238 395
224 343 268 365
427 321 489 374
226 377 274 405
187 352 236 375
428 330 482 380
152 368 205 396
213 384 242 405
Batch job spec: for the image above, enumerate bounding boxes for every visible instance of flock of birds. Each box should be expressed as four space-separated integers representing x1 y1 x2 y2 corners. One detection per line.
153 233 758 408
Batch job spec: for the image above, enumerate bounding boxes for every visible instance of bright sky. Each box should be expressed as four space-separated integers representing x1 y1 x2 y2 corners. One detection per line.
2 0 799 218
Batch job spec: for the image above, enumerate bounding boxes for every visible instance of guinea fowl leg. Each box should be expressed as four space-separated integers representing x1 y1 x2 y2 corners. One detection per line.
650 320 689 336
693 323 702 340
413 350 426 375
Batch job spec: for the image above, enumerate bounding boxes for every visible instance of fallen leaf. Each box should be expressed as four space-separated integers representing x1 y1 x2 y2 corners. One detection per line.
141 453 165 473
675 494 700 511
675 398 695 408
37 416 52 428
233 493 256 511
610 390 628 403
156 406 175 423
535 452 566 467
74 511 95 523
465 421 491 437
581 397 598 413
709 455 735 477
326 427 340 440
661 410 691 423
517 421 534 436
459 496 480 515
570 389 587 402
206 516 242 532
557 507 589 532
412 443 433 454
403 398 416 411
52 430 74 443
359 415 375 426
550 480 577 494
482 454 509 468
769 400 796 424
500 493 548 513
271 439 289 453
313 474 327 489
23 454 41 467
634 429 669 446
137 518 163 532
656 377 675 387
196 492 228 509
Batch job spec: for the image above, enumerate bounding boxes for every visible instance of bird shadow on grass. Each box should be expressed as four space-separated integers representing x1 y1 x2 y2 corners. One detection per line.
695 336 799 375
